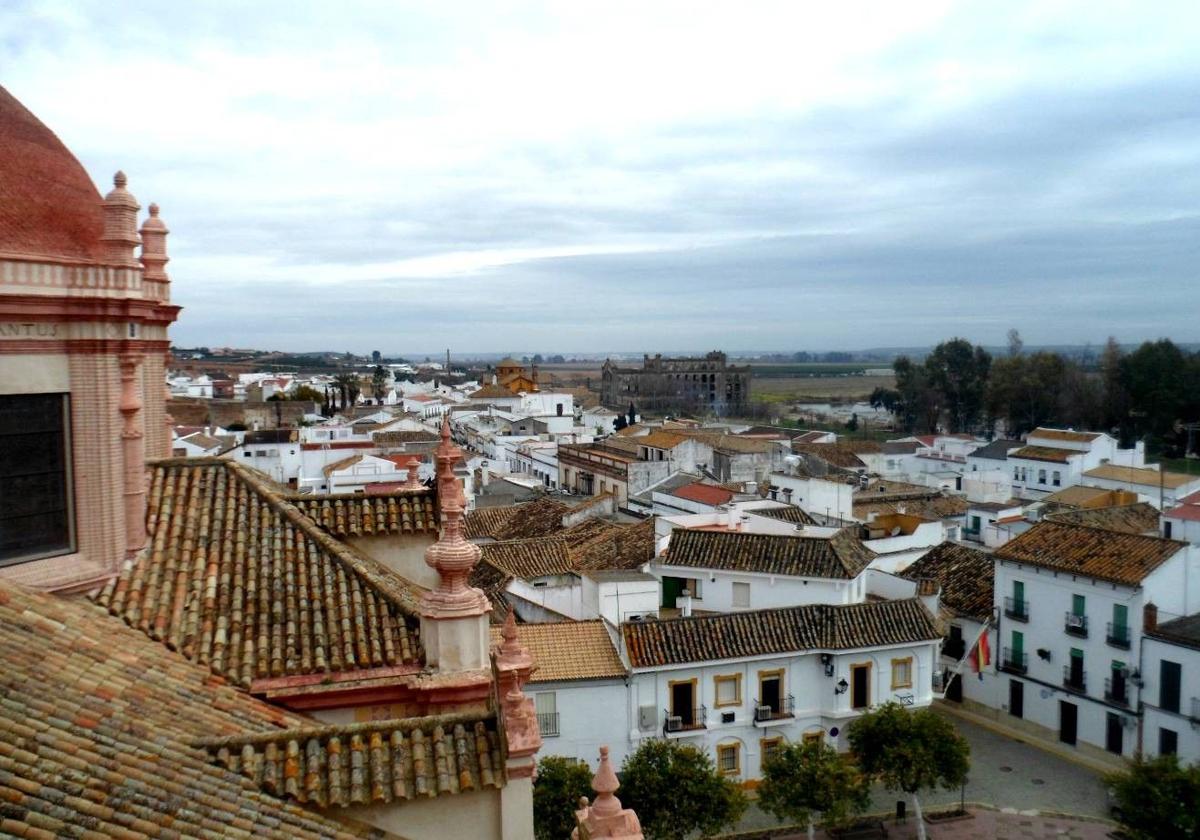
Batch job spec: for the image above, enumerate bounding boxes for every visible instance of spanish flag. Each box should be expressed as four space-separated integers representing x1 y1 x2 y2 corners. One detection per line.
972 631 991 673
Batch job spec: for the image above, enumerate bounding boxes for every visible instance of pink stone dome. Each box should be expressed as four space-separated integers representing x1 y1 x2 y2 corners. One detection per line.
0 85 105 262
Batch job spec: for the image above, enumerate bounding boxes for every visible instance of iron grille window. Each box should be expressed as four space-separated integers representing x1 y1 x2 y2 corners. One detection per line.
0 394 73 566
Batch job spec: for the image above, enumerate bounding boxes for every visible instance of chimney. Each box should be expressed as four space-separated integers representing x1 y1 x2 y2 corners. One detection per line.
1144 602 1158 633
726 506 738 530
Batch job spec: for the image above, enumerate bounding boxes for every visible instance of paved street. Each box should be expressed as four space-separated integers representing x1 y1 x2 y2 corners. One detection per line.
752 809 1114 839
734 709 1113 835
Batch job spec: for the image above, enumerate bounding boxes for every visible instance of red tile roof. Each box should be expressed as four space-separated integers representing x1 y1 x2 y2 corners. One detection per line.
0 85 106 261
671 482 734 506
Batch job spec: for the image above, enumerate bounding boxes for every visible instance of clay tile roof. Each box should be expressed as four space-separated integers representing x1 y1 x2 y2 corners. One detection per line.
853 495 970 521
181 431 226 450
489 620 626 683
752 505 817 525
1041 485 1116 507
470 383 518 399
1166 501 1200 522
638 430 689 449
197 712 505 808
481 537 574 579
662 528 874 580
0 85 106 262
622 599 939 668
484 497 572 541
323 453 365 477
791 442 868 469
1083 464 1199 489
671 482 734 506
94 459 425 688
465 505 520 539
1009 445 1074 463
0 581 381 839
565 518 656 571
901 541 994 621
995 520 1185 586
372 429 440 446
1029 428 1102 443
1045 502 1161 535
292 490 438 537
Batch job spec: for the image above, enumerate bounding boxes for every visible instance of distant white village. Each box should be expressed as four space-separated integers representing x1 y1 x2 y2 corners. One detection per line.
166 354 1200 779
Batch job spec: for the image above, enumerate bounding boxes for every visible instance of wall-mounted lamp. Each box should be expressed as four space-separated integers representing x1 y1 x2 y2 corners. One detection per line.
835 678 849 695
1036 648 1052 661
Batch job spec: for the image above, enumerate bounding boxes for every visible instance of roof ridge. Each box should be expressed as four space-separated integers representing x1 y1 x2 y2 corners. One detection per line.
1031 515 1183 546
194 710 496 749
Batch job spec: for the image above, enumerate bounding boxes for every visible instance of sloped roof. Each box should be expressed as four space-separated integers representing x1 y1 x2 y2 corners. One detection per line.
751 505 817 526
623 599 939 668
1041 485 1121 507
1083 464 1199 489
901 541 993 621
792 442 867 469
481 537 574 578
1045 502 1161 535
489 621 625 683
292 490 438 537
672 482 735 506
968 438 1023 460
638 430 689 449
95 459 425 688
662 528 874 580
0 581 380 839
1009 445 1073 463
995 520 1185 586
464 497 572 541
199 712 505 808
1029 428 1103 443
565 518 656 571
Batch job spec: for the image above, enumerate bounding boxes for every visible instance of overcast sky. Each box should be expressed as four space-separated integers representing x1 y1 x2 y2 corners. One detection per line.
5 1 1200 354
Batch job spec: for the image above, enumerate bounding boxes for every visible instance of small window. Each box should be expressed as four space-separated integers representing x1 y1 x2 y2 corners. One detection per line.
1038 469 1047 485
732 582 750 609
1052 471 1061 486
891 657 913 689
714 674 741 708
802 731 823 745
761 737 782 764
1160 727 1178 756
717 743 740 776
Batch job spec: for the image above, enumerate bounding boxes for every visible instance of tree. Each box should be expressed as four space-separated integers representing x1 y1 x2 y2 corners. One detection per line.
532 353 544 364
868 386 900 416
371 365 389 403
848 703 970 840
845 412 859 433
619 739 747 840
533 756 593 840
371 350 381 363
613 414 628 432
893 356 939 434
627 402 638 427
1105 753 1200 840
758 740 870 840
290 384 323 403
923 338 991 433
1006 328 1024 357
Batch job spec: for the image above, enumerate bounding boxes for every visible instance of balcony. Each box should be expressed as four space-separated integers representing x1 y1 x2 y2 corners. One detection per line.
663 706 707 734
1063 665 1087 694
1004 597 1029 622
537 712 560 737
1104 676 1129 706
943 637 966 660
1064 612 1089 638
754 695 795 724
1106 623 1131 649
1001 647 1028 675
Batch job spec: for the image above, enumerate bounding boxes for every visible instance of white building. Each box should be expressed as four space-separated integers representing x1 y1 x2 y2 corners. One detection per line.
992 520 1200 765
1164 490 1200 544
620 599 942 779
1007 428 1144 500
1140 608 1200 762
1081 464 1200 511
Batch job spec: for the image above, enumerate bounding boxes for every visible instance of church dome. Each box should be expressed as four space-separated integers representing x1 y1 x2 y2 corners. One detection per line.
0 85 105 262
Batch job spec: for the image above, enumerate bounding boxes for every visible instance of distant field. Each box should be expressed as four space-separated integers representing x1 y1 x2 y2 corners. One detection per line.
751 374 895 403
748 363 879 378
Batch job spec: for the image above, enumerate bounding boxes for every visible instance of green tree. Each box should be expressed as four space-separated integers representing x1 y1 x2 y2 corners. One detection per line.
371 365 389 403
1105 753 1200 840
923 338 991 433
290 384 323 402
848 703 970 840
758 740 870 840
533 756 593 840
619 739 747 840
893 356 939 433
845 412 859 433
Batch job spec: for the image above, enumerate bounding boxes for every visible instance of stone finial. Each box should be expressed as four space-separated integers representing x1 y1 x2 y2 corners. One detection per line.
573 747 643 839
419 415 489 619
403 454 424 490
139 201 171 302
102 170 141 266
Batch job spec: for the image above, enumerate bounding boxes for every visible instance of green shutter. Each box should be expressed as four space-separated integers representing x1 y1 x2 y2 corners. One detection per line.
1070 647 1083 661
1012 630 1024 657
1072 594 1085 617
1113 604 1128 631
1014 581 1024 602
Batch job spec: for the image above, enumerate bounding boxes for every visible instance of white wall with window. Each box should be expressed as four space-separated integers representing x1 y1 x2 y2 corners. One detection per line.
1141 630 1200 763
527 679 631 766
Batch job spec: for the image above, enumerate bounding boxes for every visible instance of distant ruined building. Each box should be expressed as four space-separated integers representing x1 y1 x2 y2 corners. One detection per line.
600 351 751 417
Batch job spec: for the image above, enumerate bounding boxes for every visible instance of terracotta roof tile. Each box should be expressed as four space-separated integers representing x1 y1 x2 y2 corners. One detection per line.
995 520 1185 586
565 518 655 571
1009 445 1073 463
489 621 625 682
791 442 868 469
292 490 438 537
198 713 505 808
752 505 817 525
662 528 873 580
901 541 993 621
622 599 939 668
481 538 574 579
1045 502 1161 535
0 581 382 839
671 482 734 506
637 430 689 449
1083 464 1199 489
1029 428 1102 443
94 459 425 688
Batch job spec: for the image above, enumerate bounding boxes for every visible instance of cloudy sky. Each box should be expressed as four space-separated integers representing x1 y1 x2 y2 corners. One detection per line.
5 1 1200 354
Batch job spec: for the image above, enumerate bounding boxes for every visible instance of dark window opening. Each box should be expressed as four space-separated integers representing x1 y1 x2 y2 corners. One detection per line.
0 394 74 566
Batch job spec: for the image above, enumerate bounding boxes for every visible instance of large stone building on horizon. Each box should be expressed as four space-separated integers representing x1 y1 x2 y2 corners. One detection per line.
600 351 752 417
